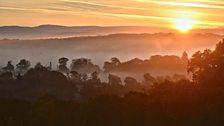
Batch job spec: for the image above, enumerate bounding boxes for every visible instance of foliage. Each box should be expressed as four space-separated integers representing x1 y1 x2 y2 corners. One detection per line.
1 40 224 125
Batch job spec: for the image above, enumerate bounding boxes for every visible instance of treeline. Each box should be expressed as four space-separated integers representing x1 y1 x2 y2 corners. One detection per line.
0 60 185 101
104 52 188 73
0 52 188 101
1 40 224 125
0 52 188 76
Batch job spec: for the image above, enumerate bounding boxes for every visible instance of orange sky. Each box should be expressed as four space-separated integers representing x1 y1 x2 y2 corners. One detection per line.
1 0 224 29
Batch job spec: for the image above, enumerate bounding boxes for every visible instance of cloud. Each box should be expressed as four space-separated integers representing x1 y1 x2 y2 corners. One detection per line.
0 5 81 14
0 6 33 11
58 0 202 14
1 0 224 27
130 0 224 9
58 0 160 12
190 0 224 5
94 12 172 21
53 0 174 24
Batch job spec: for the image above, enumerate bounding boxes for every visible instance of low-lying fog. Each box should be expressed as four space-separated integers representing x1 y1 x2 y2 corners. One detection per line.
0 33 223 80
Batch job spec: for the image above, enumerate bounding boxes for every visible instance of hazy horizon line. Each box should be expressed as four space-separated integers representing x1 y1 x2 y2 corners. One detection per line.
0 24 223 30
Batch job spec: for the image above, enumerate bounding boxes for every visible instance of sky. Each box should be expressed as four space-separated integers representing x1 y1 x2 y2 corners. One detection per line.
1 0 224 29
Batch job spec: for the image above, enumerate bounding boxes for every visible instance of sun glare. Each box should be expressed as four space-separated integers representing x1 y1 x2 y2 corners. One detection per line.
173 18 195 33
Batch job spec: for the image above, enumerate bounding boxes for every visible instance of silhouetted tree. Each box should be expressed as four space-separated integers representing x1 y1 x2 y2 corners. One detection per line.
16 59 31 74
124 77 141 92
70 71 81 82
2 61 14 72
111 57 121 66
108 74 122 86
58 57 69 73
188 39 224 98
143 73 156 85
89 71 100 84
70 58 100 74
34 62 44 69
104 57 121 72
181 51 189 63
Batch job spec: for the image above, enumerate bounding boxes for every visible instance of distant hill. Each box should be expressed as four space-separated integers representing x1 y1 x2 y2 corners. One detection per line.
0 25 175 39
1 24 224 39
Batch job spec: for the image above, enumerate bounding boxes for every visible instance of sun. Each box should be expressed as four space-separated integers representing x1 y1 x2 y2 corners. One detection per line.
173 18 195 33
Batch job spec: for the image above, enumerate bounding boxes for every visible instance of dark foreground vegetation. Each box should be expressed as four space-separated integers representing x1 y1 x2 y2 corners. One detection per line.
1 40 224 126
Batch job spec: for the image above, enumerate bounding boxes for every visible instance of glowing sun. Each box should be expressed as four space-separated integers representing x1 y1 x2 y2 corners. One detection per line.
173 18 195 32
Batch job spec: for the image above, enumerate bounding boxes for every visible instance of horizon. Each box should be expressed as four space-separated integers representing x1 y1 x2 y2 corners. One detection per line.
1 23 224 33
0 23 224 29
1 0 224 31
